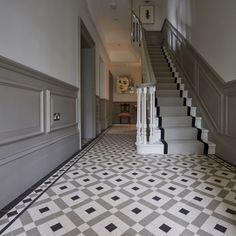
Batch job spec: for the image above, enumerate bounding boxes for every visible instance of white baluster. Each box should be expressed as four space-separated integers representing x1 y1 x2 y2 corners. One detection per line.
149 86 154 143
142 87 147 144
136 88 142 144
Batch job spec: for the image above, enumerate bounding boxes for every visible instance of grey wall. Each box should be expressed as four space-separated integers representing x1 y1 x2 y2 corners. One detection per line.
0 0 110 88
162 20 236 165
0 56 79 209
81 48 96 140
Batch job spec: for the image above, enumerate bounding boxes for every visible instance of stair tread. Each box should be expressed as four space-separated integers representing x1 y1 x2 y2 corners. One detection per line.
165 140 204 145
164 126 196 130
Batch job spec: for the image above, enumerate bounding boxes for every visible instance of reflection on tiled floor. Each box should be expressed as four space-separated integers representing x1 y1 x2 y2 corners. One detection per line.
0 128 236 236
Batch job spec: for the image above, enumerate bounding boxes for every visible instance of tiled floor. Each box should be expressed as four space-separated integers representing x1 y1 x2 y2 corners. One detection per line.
0 127 236 236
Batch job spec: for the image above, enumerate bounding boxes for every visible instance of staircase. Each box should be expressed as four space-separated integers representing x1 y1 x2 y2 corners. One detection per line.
136 45 216 155
131 11 215 155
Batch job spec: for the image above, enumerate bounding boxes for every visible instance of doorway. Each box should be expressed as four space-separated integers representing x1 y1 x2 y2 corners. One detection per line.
80 21 96 147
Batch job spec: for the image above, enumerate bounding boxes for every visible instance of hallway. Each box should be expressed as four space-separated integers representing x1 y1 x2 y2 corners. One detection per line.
0 127 236 236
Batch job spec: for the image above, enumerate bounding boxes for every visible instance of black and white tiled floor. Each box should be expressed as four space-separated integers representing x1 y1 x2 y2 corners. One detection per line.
0 127 236 236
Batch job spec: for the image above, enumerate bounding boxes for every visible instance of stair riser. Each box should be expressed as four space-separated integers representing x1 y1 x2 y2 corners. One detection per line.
157 72 173 77
161 117 192 127
158 98 184 106
159 107 188 116
164 129 198 140
156 78 176 83
167 143 204 155
157 84 178 89
157 90 181 97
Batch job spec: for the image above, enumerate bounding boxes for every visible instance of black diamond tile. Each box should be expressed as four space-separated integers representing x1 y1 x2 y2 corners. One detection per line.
118 167 123 169
146 167 151 170
103 172 108 176
152 196 161 201
226 208 236 215
205 187 213 191
92 167 97 169
60 186 67 190
222 172 228 176
111 196 120 201
71 195 80 201
214 224 227 233
148 179 155 183
173 167 178 170
39 207 50 213
116 178 122 182
191 172 197 176
132 172 138 175
22 198 32 204
86 207 96 214
194 196 203 202
132 207 142 214
168 186 176 191
83 178 90 182
53 174 59 177
179 208 189 215
73 172 79 175
51 223 63 232
96 186 103 191
214 179 221 183
161 172 167 176
132 186 139 191
7 211 18 218
105 223 117 232
159 224 171 233
181 179 188 182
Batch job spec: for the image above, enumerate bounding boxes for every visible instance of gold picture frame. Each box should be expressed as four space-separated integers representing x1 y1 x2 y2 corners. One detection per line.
116 76 135 94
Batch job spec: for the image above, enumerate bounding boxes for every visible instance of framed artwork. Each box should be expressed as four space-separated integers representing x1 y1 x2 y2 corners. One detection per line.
140 5 154 24
116 76 135 94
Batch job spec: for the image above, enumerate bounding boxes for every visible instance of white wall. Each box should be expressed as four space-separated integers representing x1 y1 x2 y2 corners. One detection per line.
162 0 236 82
0 0 110 91
112 64 141 102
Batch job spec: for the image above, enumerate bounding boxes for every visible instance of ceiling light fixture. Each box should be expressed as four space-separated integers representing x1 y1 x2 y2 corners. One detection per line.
110 2 117 10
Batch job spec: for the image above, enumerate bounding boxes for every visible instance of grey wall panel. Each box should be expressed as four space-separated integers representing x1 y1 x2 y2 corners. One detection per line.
226 95 236 138
198 67 223 131
0 132 79 210
50 93 77 131
161 20 236 165
0 83 43 145
0 56 79 209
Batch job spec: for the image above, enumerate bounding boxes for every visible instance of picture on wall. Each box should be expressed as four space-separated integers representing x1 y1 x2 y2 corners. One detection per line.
140 5 154 24
116 76 135 94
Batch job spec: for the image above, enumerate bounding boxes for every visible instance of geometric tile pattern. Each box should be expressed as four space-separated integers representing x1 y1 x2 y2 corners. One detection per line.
0 128 236 235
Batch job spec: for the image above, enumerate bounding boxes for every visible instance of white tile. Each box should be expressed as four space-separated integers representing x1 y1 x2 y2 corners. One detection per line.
167 202 201 223
27 201 61 221
142 191 171 208
146 215 185 236
120 202 153 222
184 191 212 208
74 201 106 222
101 191 130 207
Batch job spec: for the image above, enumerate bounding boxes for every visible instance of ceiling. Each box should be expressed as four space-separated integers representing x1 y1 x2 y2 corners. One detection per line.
86 0 140 64
86 0 164 64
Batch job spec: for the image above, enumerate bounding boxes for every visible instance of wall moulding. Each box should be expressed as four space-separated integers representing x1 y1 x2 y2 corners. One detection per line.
0 54 80 209
0 81 44 146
